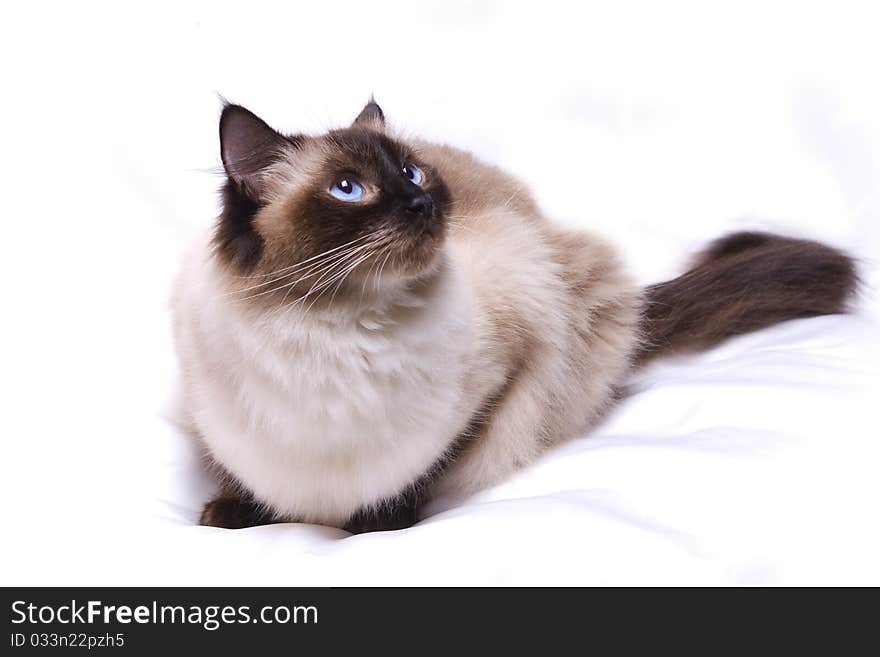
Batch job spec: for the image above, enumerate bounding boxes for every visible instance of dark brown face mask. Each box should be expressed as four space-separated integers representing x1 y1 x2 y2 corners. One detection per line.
214 101 451 284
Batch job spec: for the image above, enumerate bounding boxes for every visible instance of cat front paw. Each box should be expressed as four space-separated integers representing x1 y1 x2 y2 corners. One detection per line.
199 497 276 529
343 503 420 534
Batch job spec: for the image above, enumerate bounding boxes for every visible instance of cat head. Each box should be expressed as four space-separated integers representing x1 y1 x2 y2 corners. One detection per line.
213 100 451 304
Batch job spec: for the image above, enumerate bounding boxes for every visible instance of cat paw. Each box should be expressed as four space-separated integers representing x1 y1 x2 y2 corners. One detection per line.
199 497 276 529
343 504 420 534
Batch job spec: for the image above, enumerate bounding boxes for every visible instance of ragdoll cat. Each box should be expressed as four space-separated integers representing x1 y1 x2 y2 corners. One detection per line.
172 100 857 533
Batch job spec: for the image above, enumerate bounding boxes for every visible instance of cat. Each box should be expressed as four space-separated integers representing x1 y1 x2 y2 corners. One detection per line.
171 100 857 533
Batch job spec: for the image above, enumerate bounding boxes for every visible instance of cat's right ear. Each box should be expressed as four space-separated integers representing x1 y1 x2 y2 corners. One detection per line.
353 99 385 130
219 104 289 199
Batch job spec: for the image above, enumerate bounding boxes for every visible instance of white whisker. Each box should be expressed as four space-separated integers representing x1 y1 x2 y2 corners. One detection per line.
225 239 371 297
232 242 376 303
327 251 376 307
273 240 381 316
232 233 373 280
375 249 393 295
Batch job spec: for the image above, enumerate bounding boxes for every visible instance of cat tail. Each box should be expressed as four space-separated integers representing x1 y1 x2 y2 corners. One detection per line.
635 231 859 364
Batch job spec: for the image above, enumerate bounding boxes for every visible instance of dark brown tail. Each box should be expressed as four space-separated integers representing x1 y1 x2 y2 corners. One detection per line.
636 231 859 364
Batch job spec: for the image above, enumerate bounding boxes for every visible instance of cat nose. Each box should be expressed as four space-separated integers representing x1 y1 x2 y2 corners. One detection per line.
405 194 433 217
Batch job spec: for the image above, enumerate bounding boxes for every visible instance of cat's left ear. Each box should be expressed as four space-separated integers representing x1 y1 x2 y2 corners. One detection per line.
353 99 385 129
219 104 291 199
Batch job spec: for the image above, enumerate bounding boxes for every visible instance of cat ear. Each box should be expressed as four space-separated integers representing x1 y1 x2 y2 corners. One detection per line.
353 99 385 129
219 104 289 198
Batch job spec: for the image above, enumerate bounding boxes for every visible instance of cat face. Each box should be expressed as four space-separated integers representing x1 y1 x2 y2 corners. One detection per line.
214 101 451 301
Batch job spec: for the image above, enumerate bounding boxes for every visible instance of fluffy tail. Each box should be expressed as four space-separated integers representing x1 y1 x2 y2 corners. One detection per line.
636 231 858 364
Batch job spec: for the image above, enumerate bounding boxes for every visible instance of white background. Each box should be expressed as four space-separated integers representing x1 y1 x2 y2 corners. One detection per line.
1 1 878 585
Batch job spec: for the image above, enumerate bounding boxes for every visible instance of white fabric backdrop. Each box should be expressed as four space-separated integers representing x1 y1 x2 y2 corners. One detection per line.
2 1 878 585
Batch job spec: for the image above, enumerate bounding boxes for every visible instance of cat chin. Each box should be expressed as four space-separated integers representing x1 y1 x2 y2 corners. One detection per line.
383 233 447 281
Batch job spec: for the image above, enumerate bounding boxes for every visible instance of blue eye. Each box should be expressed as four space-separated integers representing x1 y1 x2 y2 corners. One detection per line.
402 162 423 185
329 177 364 201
